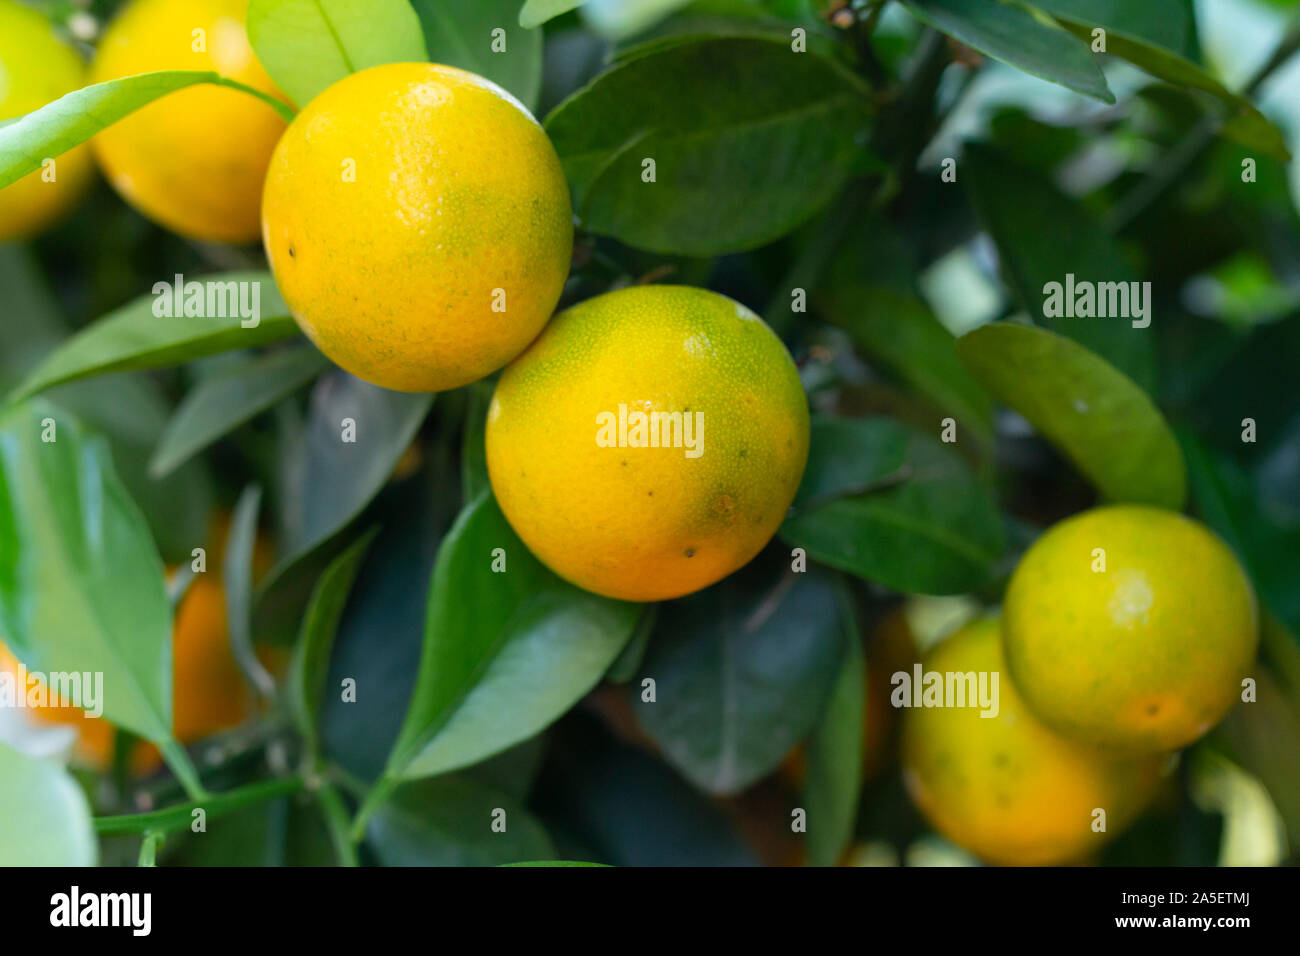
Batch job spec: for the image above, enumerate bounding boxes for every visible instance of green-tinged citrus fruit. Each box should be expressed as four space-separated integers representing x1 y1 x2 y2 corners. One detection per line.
0 0 94 241
261 62 573 393
486 285 809 602
901 617 1165 866
1003 506 1258 753
90 0 286 242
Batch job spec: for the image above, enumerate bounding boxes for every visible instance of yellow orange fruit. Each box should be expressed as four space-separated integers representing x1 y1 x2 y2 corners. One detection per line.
1003 506 1258 753
89 0 286 242
261 62 573 393
487 285 809 601
0 0 94 241
901 617 1165 866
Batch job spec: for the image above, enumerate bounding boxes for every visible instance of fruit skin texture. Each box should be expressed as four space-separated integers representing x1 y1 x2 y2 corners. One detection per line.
901 617 1164 866
486 285 810 602
1003 505 1258 754
261 62 573 393
0 0 94 241
0 576 252 773
89 0 286 242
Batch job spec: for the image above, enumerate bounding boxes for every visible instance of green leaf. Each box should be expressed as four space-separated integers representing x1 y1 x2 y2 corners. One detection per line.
0 73 292 190
792 417 911 509
899 0 1114 103
781 420 1005 595
289 529 378 758
819 230 994 439
804 592 865 867
545 35 868 255
582 0 696 39
1032 0 1197 59
1214 671 1300 847
367 776 555 865
413 0 544 112
223 485 276 699
266 371 432 581
629 558 847 795
460 380 493 506
956 322 1186 509
520 0 586 29
0 743 97 866
386 492 640 781
0 402 173 744
247 0 429 108
962 144 1156 393
9 272 299 402
149 346 327 479
1037 3 1290 161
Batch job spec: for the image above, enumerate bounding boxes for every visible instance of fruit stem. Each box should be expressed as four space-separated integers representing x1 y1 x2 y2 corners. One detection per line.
94 776 303 836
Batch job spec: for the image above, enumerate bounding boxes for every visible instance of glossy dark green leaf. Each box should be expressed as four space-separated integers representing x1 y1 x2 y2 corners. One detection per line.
605 604 655 683
545 36 867 254
900 0 1113 103
268 370 432 580
520 0 586 28
0 743 97 866
9 272 298 402
629 558 846 795
957 323 1186 509
289 529 379 758
385 492 640 781
0 402 172 744
781 421 1005 595
246 0 428 109
819 230 994 440
1033 0 1197 59
150 346 327 479
367 776 555 866
804 592 865 867
793 417 910 509
0 73 292 189
962 144 1156 392
413 0 543 111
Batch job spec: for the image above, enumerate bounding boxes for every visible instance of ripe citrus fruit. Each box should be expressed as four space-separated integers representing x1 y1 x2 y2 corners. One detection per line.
1003 506 1258 753
89 0 287 242
486 285 810 602
0 575 253 773
262 62 573 393
0 0 94 241
901 617 1165 866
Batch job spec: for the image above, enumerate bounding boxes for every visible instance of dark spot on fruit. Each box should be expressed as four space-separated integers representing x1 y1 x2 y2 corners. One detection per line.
993 753 1009 768
712 494 736 516
621 460 627 467
684 548 696 558
739 448 748 458
288 245 295 258
647 490 653 496
1147 703 1160 716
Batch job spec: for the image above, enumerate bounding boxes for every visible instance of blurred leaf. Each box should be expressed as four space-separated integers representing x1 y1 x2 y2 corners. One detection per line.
605 603 655 683
367 776 555 865
899 0 1113 103
962 144 1156 392
150 346 328 479
820 230 994 439
630 558 847 795
0 743 97 865
267 370 432 582
782 420 1005 595
804 591 865 867
0 402 173 744
545 35 867 254
385 492 639 782
582 0 695 39
413 0 544 112
9 272 298 402
1033 0 1197 59
521 0 586 28
246 0 428 108
533 715 760 865
289 529 378 759
1040 8 1290 161
0 73 292 189
1214 671 1300 848
1180 431 1300 636
460 380 492 506
958 323 1186 509
223 485 276 700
